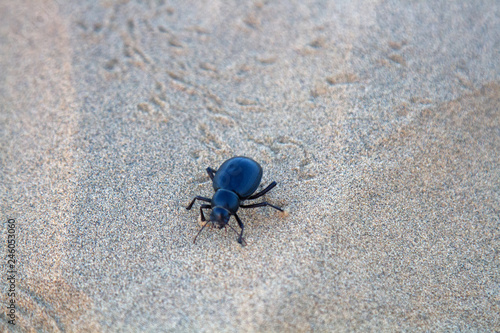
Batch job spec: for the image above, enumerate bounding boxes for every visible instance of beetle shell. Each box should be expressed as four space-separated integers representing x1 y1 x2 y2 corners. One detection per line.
212 156 263 199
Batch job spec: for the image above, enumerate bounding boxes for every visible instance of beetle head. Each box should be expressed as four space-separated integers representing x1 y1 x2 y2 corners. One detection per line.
209 207 230 229
193 206 244 245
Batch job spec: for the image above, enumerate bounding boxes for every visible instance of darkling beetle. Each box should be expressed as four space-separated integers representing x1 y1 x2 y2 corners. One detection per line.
186 156 283 244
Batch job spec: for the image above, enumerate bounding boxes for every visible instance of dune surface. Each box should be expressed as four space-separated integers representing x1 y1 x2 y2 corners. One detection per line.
1 1 499 331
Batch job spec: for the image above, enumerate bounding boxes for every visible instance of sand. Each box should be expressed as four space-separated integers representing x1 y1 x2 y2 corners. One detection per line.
1 1 499 332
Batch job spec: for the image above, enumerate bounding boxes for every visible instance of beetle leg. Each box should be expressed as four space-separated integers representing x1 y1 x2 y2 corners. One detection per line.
206 167 217 180
186 196 211 210
233 214 245 244
240 201 283 212
247 181 277 200
199 204 211 221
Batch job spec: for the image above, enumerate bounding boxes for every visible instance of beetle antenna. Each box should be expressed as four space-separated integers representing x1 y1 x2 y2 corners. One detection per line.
193 222 210 244
227 224 247 246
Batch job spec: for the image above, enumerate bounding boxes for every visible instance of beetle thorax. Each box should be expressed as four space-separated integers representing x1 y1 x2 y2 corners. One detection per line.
211 189 240 214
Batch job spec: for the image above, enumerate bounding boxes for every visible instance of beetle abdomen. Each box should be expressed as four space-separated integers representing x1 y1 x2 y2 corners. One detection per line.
213 156 263 199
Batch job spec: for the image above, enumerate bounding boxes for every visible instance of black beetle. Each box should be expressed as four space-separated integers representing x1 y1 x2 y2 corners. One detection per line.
186 156 283 244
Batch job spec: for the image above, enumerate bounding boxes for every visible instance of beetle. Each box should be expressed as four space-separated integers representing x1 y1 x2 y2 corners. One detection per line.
186 156 283 244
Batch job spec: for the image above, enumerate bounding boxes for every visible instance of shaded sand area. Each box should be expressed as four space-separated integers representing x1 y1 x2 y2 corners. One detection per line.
1 1 499 331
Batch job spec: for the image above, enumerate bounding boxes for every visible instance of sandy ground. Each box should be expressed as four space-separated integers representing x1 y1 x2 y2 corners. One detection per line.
1 1 499 332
